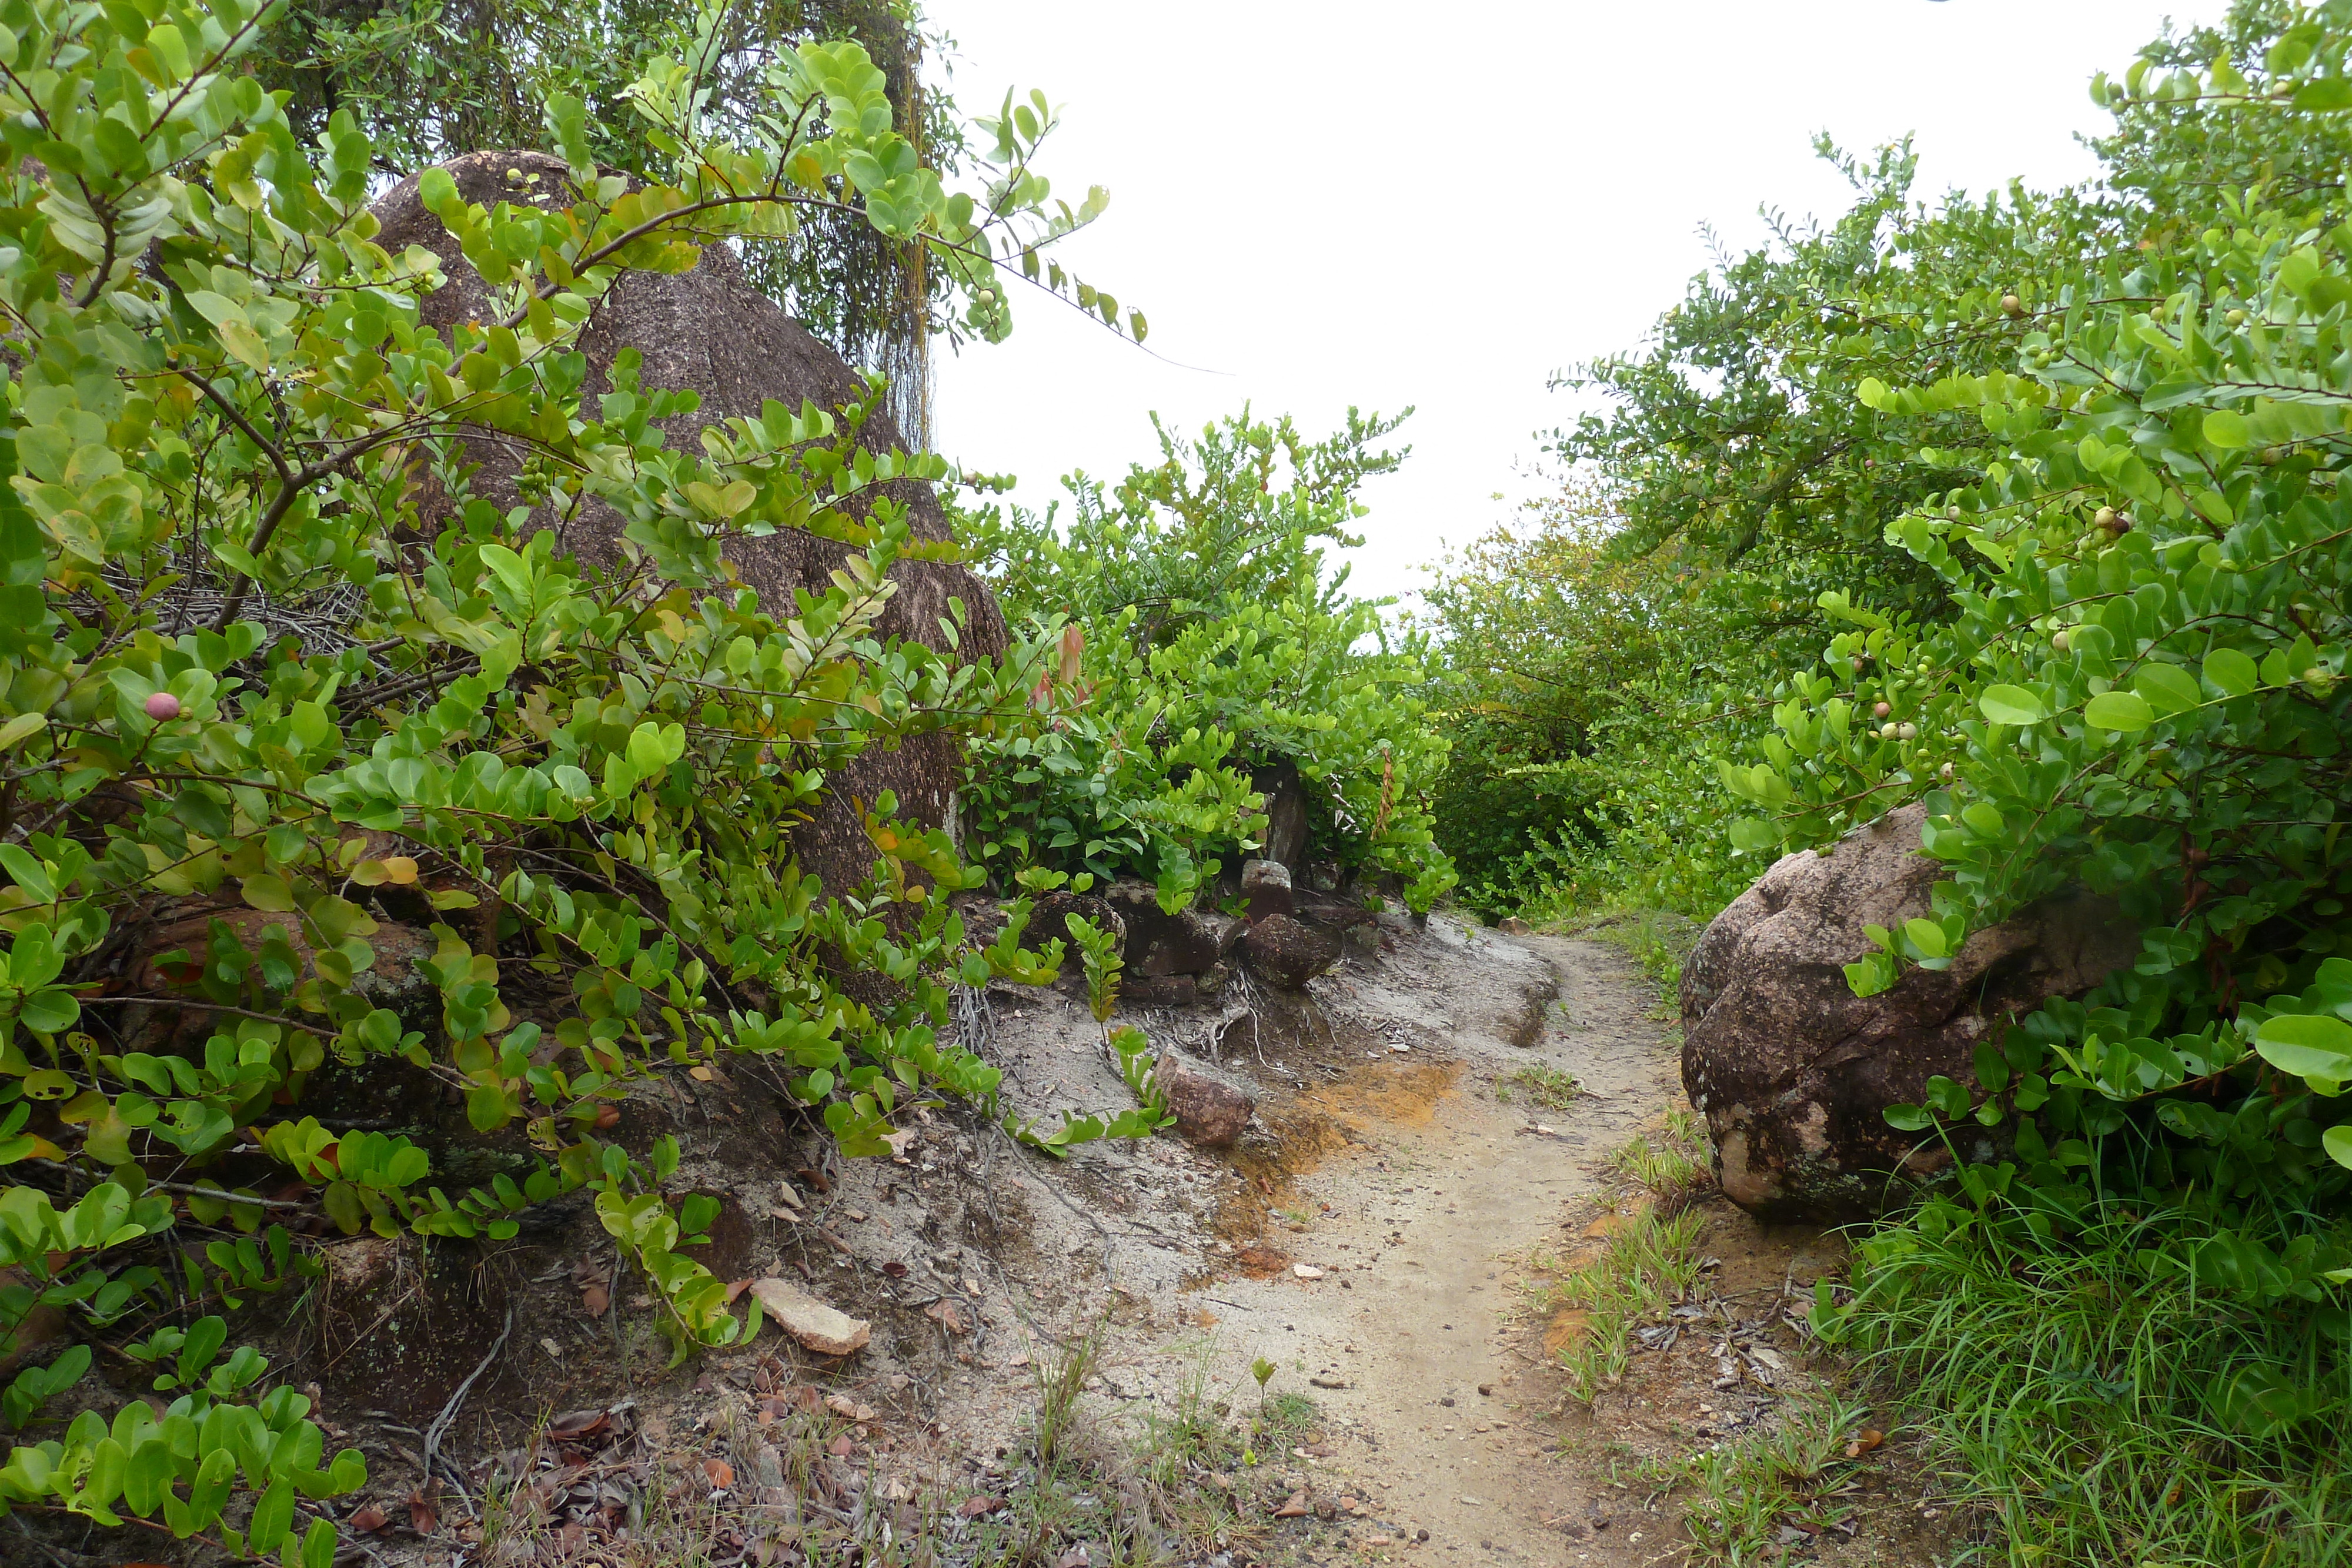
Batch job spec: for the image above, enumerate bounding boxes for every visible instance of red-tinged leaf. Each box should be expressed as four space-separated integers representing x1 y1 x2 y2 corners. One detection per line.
580 1282 610 1315
704 1458 734 1489
881 1260 909 1278
723 1278 751 1303
594 1104 621 1129
547 1408 609 1439
924 1298 970 1335
407 1486 440 1536
827 1433 854 1457
958 1495 1005 1518
350 1505 389 1534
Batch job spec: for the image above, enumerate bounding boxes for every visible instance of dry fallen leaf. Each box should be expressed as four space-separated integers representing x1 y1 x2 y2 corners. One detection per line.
1845 1427 1886 1458
688 1065 715 1082
580 1282 609 1315
594 1104 620 1129
547 1408 608 1439
1272 1492 1310 1519
407 1486 439 1536
958 1495 1005 1518
703 1457 734 1489
349 1505 389 1534
925 1298 970 1335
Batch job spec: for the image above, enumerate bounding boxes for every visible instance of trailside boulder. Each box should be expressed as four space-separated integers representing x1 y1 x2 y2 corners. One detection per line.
1240 859 1294 922
1104 880 1225 976
1239 913 1342 991
1155 1054 1255 1147
369 151 1007 904
1681 804 2140 1223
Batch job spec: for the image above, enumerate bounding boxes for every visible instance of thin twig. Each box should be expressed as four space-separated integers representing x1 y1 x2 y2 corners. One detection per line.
422 1300 513 1509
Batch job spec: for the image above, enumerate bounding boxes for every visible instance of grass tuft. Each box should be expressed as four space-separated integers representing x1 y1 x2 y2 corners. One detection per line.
1822 1199 2352 1566
1605 1106 1712 1208
1638 1393 1878 1565
1496 1062 1583 1109
1546 1205 1706 1403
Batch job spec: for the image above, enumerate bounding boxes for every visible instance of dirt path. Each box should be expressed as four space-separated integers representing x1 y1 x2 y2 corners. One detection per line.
1158 925 1682 1565
191 908 1879 1568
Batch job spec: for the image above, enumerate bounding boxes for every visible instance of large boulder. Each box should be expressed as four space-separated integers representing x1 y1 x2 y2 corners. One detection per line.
1681 804 2140 1223
368 151 1007 903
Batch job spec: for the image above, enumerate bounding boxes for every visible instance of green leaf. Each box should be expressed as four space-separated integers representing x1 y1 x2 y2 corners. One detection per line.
2254 1013 2352 1084
2204 648 2260 698
2325 1125 2352 1174
1978 684 2047 725
240 874 298 913
246 1475 293 1553
0 711 46 751
2133 663 2205 716
122 1436 175 1516
2202 409 2251 448
0 843 55 902
20 989 78 1034
2082 691 2153 732
1727 817 1782 854
464 1084 511 1132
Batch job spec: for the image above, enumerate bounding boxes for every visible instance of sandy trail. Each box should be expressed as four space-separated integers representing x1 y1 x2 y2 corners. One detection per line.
1149 923 1685 1566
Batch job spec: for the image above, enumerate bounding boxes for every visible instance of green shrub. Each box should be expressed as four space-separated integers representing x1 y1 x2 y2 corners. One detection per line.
963 410 1455 908
0 0 1152 1553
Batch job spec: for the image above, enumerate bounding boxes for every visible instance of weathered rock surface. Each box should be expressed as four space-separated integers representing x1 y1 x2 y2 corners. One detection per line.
1027 892 1125 956
1251 760 1311 874
369 151 1006 904
1239 912 1342 991
1154 1054 1255 1147
749 1278 871 1357
1123 972 1199 1007
316 1234 519 1423
1681 804 2140 1222
1241 858 1295 922
1104 880 1225 976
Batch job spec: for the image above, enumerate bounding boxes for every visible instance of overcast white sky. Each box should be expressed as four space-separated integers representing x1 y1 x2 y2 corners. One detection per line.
927 0 2193 604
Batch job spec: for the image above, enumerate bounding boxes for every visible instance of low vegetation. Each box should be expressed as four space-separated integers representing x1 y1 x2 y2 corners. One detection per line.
4 0 2351 1561
1641 1393 1879 1567
1424 2 2352 1559
1495 1062 1582 1110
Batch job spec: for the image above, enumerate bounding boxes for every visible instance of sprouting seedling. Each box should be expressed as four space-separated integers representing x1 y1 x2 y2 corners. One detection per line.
1066 913 1123 1024
1252 1355 1276 1393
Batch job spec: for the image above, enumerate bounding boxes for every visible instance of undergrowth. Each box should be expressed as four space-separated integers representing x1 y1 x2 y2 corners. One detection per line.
1496 1063 1583 1110
1605 1107 1711 1208
1637 1393 1878 1566
1559 904 1699 1009
1819 1199 2352 1567
1544 1206 1706 1403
